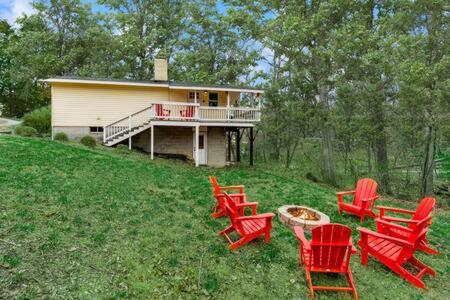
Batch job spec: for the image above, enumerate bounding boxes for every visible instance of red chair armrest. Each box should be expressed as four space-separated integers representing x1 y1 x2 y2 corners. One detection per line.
294 226 311 251
380 216 419 224
375 218 413 233
228 193 246 202
357 227 414 247
377 205 415 215
235 202 258 207
336 190 356 195
337 190 355 204
238 213 274 221
220 185 245 193
235 202 258 215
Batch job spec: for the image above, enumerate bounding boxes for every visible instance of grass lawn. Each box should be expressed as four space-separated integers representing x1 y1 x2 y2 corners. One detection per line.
0 135 448 299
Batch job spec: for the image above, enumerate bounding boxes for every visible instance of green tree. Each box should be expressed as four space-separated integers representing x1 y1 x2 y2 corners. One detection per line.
99 0 186 80
171 0 260 85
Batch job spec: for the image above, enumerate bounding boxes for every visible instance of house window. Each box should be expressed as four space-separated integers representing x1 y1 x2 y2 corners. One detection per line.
90 127 103 133
188 91 200 101
209 92 218 107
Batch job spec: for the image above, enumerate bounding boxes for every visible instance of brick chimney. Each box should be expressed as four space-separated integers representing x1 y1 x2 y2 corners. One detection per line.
154 58 168 81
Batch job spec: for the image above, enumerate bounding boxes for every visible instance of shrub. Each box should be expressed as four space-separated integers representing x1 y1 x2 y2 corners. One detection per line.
116 144 131 154
22 106 51 135
14 125 37 137
54 132 68 142
80 135 96 148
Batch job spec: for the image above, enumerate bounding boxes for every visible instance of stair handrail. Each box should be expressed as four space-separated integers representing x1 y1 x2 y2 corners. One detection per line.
103 105 153 143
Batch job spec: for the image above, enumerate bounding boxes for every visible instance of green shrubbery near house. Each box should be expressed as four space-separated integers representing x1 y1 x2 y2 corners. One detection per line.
13 125 37 137
54 132 69 142
22 106 51 135
80 135 96 148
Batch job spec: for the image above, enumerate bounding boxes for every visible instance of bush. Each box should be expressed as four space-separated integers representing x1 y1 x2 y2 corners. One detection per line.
54 132 69 142
80 135 96 148
14 125 37 137
116 144 131 154
22 106 51 135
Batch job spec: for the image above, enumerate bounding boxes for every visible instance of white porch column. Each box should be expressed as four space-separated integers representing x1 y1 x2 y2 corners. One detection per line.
226 92 230 120
150 124 154 160
194 90 197 104
195 125 199 167
128 115 132 149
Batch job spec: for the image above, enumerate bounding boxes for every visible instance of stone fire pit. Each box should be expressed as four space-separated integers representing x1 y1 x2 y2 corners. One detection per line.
278 205 330 230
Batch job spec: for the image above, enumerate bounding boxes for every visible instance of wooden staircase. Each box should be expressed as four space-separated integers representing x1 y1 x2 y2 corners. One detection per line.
103 106 154 146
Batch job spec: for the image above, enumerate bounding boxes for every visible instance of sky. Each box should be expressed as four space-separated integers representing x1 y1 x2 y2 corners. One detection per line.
0 0 34 24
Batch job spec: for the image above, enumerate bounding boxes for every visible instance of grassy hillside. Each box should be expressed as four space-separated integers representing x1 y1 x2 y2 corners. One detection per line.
0 136 448 299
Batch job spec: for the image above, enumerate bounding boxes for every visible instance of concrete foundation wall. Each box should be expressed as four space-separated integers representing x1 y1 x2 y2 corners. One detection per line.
206 127 226 167
53 126 104 141
134 127 194 160
133 126 226 166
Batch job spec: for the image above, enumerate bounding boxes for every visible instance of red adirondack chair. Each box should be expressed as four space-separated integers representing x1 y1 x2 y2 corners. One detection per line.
294 224 358 299
180 106 195 119
357 217 436 288
377 197 437 254
209 176 255 218
155 103 171 118
219 192 274 250
337 178 378 223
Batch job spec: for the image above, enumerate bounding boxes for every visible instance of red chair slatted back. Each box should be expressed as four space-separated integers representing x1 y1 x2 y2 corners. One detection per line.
408 215 432 243
310 224 353 270
223 192 244 233
394 215 433 262
410 197 436 228
209 176 221 195
353 178 378 208
187 106 195 118
210 176 226 212
155 104 163 116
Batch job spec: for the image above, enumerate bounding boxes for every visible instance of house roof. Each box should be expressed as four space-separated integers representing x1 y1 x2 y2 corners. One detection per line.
41 77 264 94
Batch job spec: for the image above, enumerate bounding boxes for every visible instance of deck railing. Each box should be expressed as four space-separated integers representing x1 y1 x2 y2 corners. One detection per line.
151 101 260 122
103 101 260 143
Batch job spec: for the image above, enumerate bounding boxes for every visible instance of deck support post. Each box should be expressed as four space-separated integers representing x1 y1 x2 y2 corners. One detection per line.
150 124 154 160
249 127 254 166
236 129 241 162
227 130 231 162
195 125 200 167
128 115 132 150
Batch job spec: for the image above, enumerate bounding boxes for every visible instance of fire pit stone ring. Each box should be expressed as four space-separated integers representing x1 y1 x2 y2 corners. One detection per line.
278 205 330 230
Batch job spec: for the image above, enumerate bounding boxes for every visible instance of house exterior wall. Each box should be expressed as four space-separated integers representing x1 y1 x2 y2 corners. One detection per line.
52 83 170 127
51 83 240 129
133 126 226 166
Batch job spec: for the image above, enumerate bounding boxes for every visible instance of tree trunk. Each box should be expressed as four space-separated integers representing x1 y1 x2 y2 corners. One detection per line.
372 99 391 194
318 84 336 185
321 125 336 185
420 124 436 196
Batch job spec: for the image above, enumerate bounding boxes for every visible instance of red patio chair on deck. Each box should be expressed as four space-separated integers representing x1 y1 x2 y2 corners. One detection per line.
155 103 171 118
219 192 274 250
377 197 438 254
209 176 255 218
180 106 195 119
357 216 436 288
294 224 358 299
337 178 378 223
